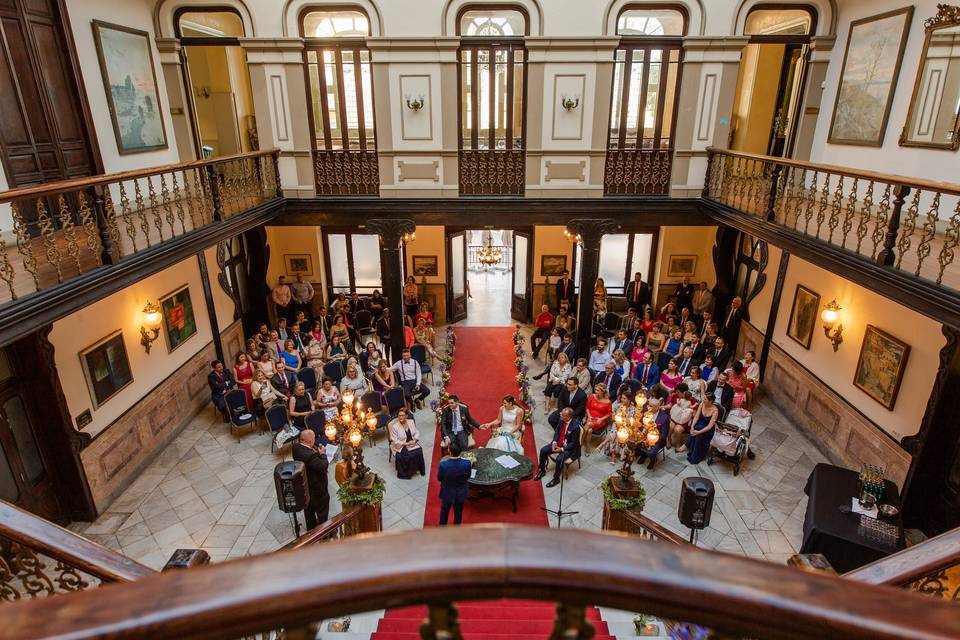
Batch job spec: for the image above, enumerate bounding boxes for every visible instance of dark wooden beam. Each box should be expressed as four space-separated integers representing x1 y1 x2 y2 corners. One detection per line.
0 200 283 348
702 200 960 330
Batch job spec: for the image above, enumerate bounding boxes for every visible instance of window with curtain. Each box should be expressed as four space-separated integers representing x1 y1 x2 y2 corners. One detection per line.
302 10 379 194
605 7 685 195
325 232 382 293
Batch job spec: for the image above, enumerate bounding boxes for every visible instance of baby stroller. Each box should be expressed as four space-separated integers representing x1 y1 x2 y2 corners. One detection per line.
707 408 752 475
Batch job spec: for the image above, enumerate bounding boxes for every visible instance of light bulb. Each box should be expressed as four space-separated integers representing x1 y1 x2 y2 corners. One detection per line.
348 429 362 447
617 425 630 444
324 423 337 442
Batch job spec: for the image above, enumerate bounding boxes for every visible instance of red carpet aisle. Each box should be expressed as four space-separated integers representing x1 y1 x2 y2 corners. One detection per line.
421 327 547 527
372 327 613 640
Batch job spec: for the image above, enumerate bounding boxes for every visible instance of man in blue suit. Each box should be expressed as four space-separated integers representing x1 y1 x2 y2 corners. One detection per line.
437 441 472 525
635 351 660 390
535 408 582 488
594 361 622 399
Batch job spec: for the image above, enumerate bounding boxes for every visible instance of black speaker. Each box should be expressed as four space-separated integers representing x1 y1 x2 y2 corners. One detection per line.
274 461 309 513
678 476 714 530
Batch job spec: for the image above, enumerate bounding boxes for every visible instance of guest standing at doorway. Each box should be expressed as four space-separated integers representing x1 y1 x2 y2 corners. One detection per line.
555 269 576 312
271 275 293 323
403 276 420 319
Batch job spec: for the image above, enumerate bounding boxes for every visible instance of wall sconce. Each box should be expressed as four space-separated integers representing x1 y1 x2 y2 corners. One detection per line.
563 228 582 245
193 85 211 100
140 302 163 353
402 231 416 243
405 94 425 111
821 299 843 352
560 94 581 110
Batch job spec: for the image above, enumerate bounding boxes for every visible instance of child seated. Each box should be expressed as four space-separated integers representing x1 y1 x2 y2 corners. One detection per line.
668 386 695 450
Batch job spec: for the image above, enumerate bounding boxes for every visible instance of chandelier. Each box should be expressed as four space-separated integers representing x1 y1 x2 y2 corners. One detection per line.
477 236 503 267
613 389 660 485
324 389 378 485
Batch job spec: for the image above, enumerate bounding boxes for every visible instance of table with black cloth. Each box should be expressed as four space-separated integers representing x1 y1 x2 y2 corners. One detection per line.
799 463 904 573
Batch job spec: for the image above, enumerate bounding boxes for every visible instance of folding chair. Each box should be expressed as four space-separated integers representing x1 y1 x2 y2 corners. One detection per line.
323 360 344 386
601 312 621 339
410 344 433 384
360 391 390 447
305 410 327 443
265 405 292 454
298 366 318 394
355 309 377 344
384 387 406 419
225 390 257 442
548 451 581 480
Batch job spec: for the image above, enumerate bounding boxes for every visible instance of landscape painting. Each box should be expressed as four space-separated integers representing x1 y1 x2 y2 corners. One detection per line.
828 8 913 146
93 21 168 154
854 325 910 410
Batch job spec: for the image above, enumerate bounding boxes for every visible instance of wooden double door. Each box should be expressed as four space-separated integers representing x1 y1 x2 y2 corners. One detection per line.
0 0 98 191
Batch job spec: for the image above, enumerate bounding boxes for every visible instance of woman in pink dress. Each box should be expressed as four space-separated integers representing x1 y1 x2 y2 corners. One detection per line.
658 358 683 393
726 360 748 409
233 353 255 411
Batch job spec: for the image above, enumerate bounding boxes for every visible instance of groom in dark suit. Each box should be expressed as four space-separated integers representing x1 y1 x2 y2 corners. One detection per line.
536 408 582 487
437 441 472 525
440 394 480 451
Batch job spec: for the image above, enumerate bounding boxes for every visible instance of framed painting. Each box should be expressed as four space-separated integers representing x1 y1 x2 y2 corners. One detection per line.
854 325 911 410
540 254 567 276
92 21 168 154
667 255 697 277
284 254 314 277
786 285 820 350
80 331 133 409
412 255 439 276
160 285 198 353
827 7 914 146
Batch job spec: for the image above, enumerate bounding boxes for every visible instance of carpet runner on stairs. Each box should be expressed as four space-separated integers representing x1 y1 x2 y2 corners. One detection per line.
371 600 614 640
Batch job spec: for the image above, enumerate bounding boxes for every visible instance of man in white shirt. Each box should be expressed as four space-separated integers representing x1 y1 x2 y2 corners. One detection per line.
588 339 612 376
271 276 292 322
392 348 430 409
291 273 315 320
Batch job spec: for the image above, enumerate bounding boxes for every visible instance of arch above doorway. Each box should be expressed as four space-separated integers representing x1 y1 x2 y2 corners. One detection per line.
154 0 257 38
602 0 705 37
282 0 384 37
442 0 543 36
731 0 835 37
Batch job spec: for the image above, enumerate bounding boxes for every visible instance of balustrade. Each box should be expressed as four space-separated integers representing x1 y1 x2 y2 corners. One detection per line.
603 149 673 196
312 149 380 195
458 149 525 196
704 148 960 290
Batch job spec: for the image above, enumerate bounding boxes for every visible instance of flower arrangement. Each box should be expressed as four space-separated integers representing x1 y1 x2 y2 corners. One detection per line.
601 477 646 511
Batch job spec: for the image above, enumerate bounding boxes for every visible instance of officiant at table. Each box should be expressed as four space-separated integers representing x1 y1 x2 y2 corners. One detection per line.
481 395 524 455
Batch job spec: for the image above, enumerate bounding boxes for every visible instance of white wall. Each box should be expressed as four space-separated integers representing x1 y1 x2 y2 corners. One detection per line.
809 0 955 182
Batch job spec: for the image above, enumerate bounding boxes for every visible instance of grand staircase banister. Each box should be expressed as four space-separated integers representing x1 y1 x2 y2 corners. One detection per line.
0 500 155 583
619 509 692 545
279 506 362 551
0 148 280 204
704 146 960 197
842 526 960 587
2 524 958 640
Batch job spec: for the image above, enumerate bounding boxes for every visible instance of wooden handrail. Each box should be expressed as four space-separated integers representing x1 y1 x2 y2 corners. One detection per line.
620 509 691 546
705 146 960 196
1 525 958 640
843 526 960 587
0 500 155 583
0 149 279 203
279 506 361 551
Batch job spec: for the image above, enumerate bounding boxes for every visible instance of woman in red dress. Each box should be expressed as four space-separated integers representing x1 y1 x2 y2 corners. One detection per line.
581 382 613 457
233 353 256 411
414 302 434 326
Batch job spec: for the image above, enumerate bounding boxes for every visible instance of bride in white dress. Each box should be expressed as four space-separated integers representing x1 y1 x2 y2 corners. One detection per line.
481 395 525 455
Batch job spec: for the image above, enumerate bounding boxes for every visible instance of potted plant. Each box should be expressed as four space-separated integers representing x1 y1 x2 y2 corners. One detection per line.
633 614 658 636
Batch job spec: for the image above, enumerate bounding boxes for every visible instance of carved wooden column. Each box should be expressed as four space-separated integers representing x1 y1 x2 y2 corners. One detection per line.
566 219 619 357
366 219 416 360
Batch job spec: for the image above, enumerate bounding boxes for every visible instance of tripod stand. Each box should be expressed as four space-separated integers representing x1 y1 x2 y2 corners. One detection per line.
540 456 579 527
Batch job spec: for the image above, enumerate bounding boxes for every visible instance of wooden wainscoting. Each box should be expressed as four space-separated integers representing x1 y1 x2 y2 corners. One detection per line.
740 322 911 485
79 321 245 513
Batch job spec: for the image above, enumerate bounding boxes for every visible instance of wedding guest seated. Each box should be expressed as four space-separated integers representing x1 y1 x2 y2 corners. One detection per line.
315 377 341 421
440 394 480 451
726 360 748 410
645 322 667 355
608 329 634 360
340 362 370 396
234 353 255 411
612 349 632 381
208 360 235 423
310 321 327 349
304 336 325 376
252 369 284 409
573 357 592 391
372 361 396 403
684 394 720 464
413 317 440 360
530 304 555 358
482 395 524 454
581 383 612 457
668 385 695 450
682 320 698 345
641 396 669 470
326 335 349 362
330 314 354 352
711 336 731 371
635 351 660 390
544 328 563 361
287 381 315 430
548 377 587 429
279 340 302 387
657 358 682 394
392 348 430 410
367 290 385 318
389 407 425 479
683 365 706 404
535 407 582 488
741 350 760 407
588 338 611 376
658 302 677 323
706 371 734 416
244 339 260 368
289 324 309 356
532 333 575 381
265 330 282 360
414 301 434 326
665 330 683 358
543 352 572 415
403 315 417 349
627 317 645 347
700 354 719 383
593 361 622 399
362 341 384 377
256 350 278 380
601 388 634 462
676 347 698 378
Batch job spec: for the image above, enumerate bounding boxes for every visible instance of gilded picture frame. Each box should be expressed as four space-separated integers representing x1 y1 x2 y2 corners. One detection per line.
786 285 820 350
79 330 134 409
853 325 911 410
159 285 198 353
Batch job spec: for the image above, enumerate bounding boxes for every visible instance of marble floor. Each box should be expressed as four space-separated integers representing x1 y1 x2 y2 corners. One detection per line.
68 324 838 638
465 268 513 326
